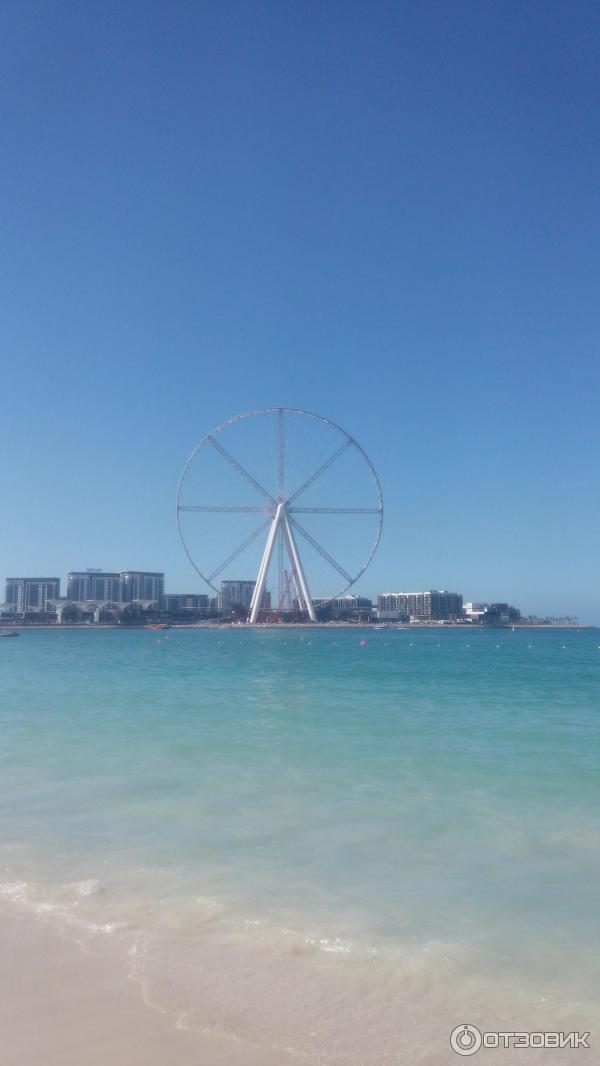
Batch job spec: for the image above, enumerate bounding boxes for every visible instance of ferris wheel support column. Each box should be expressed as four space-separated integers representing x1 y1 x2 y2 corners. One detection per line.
281 519 307 616
283 514 317 622
249 503 283 623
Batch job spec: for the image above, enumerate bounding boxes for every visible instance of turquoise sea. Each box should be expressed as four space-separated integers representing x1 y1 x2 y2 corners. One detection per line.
1 626 598 1063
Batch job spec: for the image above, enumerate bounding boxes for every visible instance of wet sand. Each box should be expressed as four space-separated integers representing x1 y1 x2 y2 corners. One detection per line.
0 912 296 1066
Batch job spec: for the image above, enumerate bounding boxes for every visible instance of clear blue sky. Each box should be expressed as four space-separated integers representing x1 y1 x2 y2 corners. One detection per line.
2 1 599 620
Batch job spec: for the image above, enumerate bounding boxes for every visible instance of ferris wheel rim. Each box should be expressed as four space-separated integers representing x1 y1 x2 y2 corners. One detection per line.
176 407 384 604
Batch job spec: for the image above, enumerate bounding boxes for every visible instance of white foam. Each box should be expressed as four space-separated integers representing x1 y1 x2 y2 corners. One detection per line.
72 878 103 897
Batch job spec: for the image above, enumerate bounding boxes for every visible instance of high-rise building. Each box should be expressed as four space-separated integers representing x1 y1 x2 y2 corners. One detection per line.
5 577 60 613
218 580 256 611
119 571 164 603
66 569 164 603
67 570 121 602
217 581 271 613
378 590 463 621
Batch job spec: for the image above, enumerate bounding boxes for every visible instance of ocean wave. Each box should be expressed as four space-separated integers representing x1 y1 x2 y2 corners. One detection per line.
0 871 595 1064
0 877 126 936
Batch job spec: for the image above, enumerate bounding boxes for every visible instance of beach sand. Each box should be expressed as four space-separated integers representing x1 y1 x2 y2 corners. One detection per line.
0 911 296 1066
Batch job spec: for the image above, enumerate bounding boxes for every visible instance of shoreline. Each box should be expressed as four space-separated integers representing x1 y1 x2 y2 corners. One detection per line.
0 909 297 1066
1 621 595 631
2 889 594 1066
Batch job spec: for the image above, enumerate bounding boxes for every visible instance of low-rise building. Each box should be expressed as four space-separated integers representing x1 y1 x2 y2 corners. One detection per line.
377 590 463 622
163 594 209 612
464 602 521 624
49 598 161 625
463 602 487 623
50 600 95 624
313 596 372 621
482 603 521 625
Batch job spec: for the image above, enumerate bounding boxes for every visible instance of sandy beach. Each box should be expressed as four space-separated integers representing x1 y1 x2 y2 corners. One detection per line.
0 911 296 1066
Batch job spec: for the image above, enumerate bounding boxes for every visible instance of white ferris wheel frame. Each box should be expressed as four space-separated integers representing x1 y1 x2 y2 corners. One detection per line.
176 407 384 622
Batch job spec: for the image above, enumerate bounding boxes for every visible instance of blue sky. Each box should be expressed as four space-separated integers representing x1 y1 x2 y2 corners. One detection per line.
1 1 599 620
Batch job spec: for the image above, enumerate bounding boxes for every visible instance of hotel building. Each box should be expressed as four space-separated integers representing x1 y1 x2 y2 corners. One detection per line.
120 571 164 603
67 570 121 602
4 577 61 613
66 570 164 604
378 590 463 621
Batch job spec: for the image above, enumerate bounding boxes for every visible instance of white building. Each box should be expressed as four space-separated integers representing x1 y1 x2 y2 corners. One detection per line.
463 602 487 622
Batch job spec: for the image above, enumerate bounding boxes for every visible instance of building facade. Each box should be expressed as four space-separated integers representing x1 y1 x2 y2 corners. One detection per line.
217 581 273 613
482 602 521 625
67 570 121 602
67 570 164 603
119 571 164 603
463 602 487 623
4 577 60 613
218 580 256 611
313 595 373 620
378 590 463 621
163 594 209 612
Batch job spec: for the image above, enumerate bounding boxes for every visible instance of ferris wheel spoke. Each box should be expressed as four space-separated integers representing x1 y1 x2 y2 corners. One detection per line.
289 507 380 514
207 518 272 583
177 408 384 610
178 505 272 512
286 439 352 505
207 435 275 504
277 408 284 501
289 517 353 585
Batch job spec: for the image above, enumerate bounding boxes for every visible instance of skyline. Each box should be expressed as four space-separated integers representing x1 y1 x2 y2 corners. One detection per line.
2 3 600 621
0 566 570 624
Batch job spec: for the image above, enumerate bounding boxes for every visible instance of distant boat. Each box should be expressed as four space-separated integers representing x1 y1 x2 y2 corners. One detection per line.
147 623 171 630
0 630 19 638
373 624 389 630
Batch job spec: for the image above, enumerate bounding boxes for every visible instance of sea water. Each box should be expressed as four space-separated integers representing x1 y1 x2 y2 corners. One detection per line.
1 627 598 1063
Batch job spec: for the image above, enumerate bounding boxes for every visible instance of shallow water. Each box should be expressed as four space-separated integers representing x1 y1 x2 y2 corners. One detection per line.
1 627 598 1062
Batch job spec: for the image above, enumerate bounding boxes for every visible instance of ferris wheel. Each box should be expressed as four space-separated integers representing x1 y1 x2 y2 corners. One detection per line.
176 408 383 622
